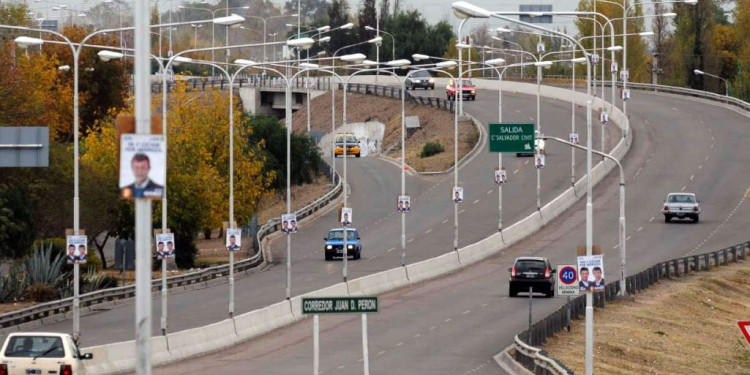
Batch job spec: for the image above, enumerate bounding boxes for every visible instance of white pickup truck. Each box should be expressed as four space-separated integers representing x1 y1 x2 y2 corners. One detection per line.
662 192 700 223
0 332 93 375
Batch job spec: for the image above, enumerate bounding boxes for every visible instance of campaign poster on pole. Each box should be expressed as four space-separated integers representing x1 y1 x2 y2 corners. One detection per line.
611 61 618 73
577 255 605 293
452 187 464 203
600 111 609 124
226 229 242 251
535 153 546 169
397 195 411 213
622 89 631 101
281 213 298 234
494 168 507 185
341 207 353 226
569 132 579 145
119 134 166 200
155 233 175 259
66 235 88 265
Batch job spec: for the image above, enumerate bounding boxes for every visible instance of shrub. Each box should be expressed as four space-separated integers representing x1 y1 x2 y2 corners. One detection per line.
81 271 118 293
0 266 26 303
27 283 57 302
420 141 445 158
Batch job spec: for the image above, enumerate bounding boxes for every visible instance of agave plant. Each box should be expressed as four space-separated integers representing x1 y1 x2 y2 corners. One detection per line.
81 270 118 294
0 265 26 303
24 242 68 292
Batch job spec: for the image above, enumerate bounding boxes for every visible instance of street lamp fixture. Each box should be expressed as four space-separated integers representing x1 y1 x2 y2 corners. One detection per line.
485 58 505 65
340 22 354 29
570 57 588 64
455 42 471 49
362 59 378 67
386 59 411 69
287 37 315 49
452 1 492 18
317 25 331 32
693 69 704 75
213 14 245 27
639 31 654 37
607 45 624 51
340 53 367 63
662 12 677 17
58 65 70 71
412 53 430 61
318 36 331 43
234 59 258 66
172 56 194 66
14 36 44 48
97 50 124 62
300 62 319 69
435 60 458 68
495 27 512 33
534 61 553 67
368 36 383 44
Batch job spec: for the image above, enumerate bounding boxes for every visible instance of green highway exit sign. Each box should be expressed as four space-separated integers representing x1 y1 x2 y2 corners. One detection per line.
302 297 378 314
489 123 535 153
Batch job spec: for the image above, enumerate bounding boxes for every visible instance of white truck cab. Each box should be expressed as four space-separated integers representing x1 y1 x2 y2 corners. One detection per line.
0 333 93 375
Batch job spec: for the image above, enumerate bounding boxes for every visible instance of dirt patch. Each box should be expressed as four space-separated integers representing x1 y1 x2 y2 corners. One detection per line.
541 262 750 375
291 92 476 172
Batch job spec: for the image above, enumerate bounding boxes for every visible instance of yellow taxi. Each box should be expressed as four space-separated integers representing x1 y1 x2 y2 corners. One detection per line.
334 133 361 157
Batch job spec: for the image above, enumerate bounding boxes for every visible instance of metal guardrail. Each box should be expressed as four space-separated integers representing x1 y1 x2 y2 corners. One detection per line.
511 242 749 375
0 161 343 331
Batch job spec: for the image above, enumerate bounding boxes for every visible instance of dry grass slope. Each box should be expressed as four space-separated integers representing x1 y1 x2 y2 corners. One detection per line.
543 263 750 375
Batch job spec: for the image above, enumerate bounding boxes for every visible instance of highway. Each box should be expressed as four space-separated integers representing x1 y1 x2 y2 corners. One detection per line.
28 88 601 347
145 88 750 375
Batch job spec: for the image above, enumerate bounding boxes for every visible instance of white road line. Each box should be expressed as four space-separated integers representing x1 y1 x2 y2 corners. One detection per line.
649 217 654 222
672 107 678 111
369 256 377 260
626 236 632 240
698 165 703 170
711 136 715 141
529 116 535 121
459 209 466 214
700 120 706 125
486 189 493 195
430 326 437 330
705 155 710 161
690 175 695 181
644 119 651 125
462 310 471 315
442 219 449 224
515 109 522 114
612 244 619 249
413 333 421 338
336 365 346 370
513 169 520 174
445 318 452 323
425 229 433 234
407 238 415 243
481 303 489 307
472 199 480 204
396 342 404 347
387 247 395 252
711 144 714 149
681 186 686 191
637 226 643 232
378 351 387 356
524 160 530 165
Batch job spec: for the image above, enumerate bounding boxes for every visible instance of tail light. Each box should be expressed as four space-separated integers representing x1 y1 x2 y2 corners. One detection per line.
60 365 73 375
511 266 517 278
544 268 551 278
663 205 669 211
693 207 699 212
0 364 8 375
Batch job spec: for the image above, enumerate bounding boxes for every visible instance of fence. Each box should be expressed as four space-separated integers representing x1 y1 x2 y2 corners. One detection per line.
511 242 749 375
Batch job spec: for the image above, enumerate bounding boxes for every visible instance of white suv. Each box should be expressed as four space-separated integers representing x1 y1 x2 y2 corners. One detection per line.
662 193 700 223
0 332 93 375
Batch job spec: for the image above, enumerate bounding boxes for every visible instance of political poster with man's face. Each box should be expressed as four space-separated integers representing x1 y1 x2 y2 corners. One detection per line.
535 154 546 169
611 61 618 73
600 111 609 124
281 213 298 234
494 169 507 185
66 235 87 265
341 207 353 225
453 187 464 203
226 228 242 251
622 89 631 101
569 133 579 145
156 233 175 259
577 255 605 293
119 134 166 200
398 195 410 212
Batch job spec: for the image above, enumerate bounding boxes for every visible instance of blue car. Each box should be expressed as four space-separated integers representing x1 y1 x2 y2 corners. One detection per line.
324 228 362 261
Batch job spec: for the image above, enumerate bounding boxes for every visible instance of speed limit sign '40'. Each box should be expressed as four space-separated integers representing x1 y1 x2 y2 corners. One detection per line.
557 264 580 296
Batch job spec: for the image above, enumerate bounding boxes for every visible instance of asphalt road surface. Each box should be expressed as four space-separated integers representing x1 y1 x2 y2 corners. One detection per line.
27 88 604 347
146 88 750 375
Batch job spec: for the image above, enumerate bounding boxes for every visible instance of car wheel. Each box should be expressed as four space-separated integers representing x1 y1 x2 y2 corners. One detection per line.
693 215 700 223
325 253 332 261
355 249 362 259
546 288 554 298
509 287 518 297
471 96 476 101
664 215 671 223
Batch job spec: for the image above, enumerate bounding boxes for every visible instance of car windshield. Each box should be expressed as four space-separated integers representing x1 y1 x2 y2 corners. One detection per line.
335 136 357 145
668 195 695 203
460 79 473 86
515 260 547 273
327 230 358 241
4 336 65 358
412 71 431 78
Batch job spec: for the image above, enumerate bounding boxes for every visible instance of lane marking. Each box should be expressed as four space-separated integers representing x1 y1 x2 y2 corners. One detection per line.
481 303 489 307
649 217 654 222
459 209 466 214
442 219 449 224
337 365 346 370
744 187 750 198
407 238 414 243
462 310 471 315
515 109 521 114
430 326 437 330
672 107 678 111
486 189 493 195
513 169 520 174
705 155 710 161
626 236 632 240
445 318 452 322
387 247 395 252
711 136 715 141
425 229 433 234
528 116 535 121
644 119 650 125
378 350 387 356
413 333 421 338
711 144 714 149
637 226 643 232
681 186 686 191
690 174 695 181
524 160 530 165
472 199 480 204
369 256 378 260
612 244 619 249
396 342 404 347
698 165 703 170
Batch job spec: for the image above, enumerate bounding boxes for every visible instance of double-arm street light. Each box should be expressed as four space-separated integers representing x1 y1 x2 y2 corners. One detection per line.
178 5 249 72
244 13 298 62
364 25 395 61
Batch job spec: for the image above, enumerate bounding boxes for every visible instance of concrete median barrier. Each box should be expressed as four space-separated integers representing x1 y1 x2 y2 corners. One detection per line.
347 267 410 296
84 336 168 375
540 188 576 226
458 232 504 266
501 211 543 248
165 319 238 361
234 300 297 341
406 251 461 284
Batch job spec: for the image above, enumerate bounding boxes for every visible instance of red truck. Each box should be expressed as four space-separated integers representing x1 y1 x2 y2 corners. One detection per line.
446 79 476 101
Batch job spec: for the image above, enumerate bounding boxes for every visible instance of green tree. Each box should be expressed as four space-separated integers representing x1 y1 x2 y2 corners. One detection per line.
664 0 719 91
357 0 378 55
326 0 357 55
0 184 35 259
733 0 750 100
